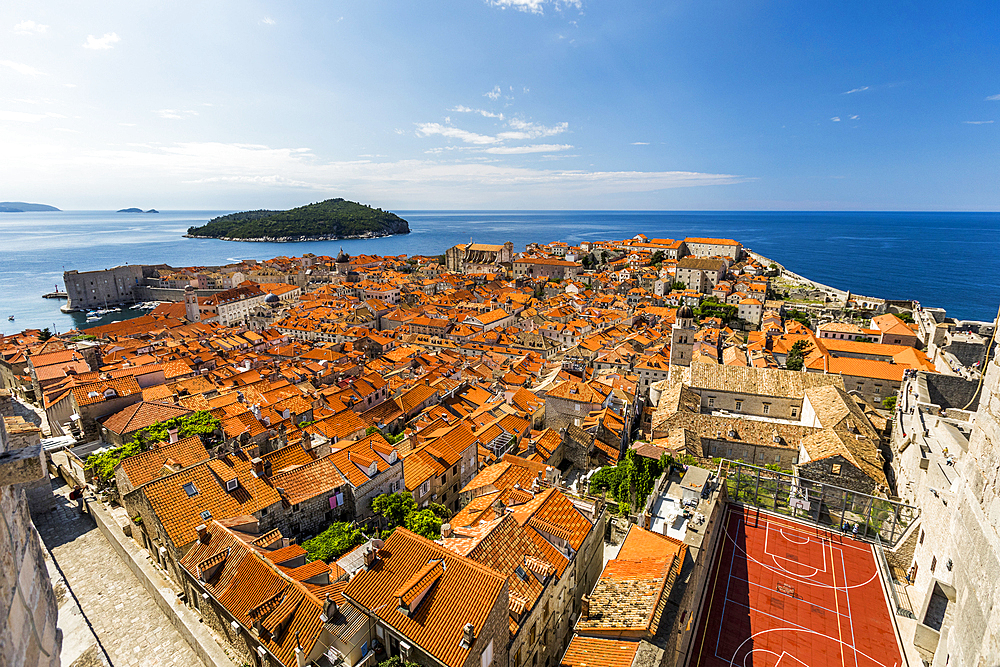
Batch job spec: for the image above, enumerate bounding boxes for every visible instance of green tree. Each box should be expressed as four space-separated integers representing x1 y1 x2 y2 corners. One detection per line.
371 492 416 529
899 312 915 323
650 250 665 265
85 411 221 487
38 327 52 341
580 255 591 269
378 657 419 667
428 502 453 520
405 509 442 540
671 281 686 291
785 339 812 371
302 522 363 562
601 250 609 264
882 395 897 411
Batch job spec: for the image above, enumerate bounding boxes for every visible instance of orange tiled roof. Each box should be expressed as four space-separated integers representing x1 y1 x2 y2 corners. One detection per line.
116 436 209 488
102 401 192 436
142 451 282 547
560 636 639 667
343 529 506 667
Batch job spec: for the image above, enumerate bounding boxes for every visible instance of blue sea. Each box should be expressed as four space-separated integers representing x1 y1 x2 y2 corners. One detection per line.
1 210 998 334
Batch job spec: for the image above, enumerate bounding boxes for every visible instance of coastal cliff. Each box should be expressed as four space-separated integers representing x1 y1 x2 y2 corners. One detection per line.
184 198 410 242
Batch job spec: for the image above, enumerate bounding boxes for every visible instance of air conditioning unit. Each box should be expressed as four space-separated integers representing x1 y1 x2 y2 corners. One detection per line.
231 620 240 631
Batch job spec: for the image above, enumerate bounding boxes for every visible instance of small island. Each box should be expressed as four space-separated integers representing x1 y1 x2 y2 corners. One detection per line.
0 202 60 212
117 208 159 213
184 198 410 242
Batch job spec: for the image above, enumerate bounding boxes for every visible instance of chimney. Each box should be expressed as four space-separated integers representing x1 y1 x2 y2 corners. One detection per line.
493 500 506 520
581 596 590 619
363 548 376 569
462 622 475 648
252 457 264 476
441 523 452 538
322 594 339 622
294 631 307 667
168 428 179 444
196 524 208 543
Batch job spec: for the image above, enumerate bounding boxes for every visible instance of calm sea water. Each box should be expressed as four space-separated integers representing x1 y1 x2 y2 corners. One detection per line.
1 210 998 334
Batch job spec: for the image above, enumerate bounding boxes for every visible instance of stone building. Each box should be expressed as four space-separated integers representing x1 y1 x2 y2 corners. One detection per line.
512 257 582 282
681 363 843 421
327 433 405 518
890 350 1000 666
682 237 743 260
673 257 727 294
544 380 611 433
445 241 515 274
63 263 147 311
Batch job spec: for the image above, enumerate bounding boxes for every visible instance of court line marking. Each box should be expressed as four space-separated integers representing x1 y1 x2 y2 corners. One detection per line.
723 573 848 618
771 652 810 667
830 535 846 667
723 627 894 667
730 506 873 553
840 547 859 667
722 509 880 591
694 508 732 667
706 507 900 667
779 527 811 544
715 515 739 658
764 521 829 574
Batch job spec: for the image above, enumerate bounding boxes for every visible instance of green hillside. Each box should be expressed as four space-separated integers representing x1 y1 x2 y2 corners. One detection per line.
185 198 409 241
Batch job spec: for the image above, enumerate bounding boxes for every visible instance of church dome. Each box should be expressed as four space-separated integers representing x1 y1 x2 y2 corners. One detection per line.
336 248 350 263
264 293 279 304
677 305 695 320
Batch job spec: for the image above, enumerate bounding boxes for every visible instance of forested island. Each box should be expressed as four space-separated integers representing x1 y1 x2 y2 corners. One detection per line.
184 198 410 242
0 202 60 212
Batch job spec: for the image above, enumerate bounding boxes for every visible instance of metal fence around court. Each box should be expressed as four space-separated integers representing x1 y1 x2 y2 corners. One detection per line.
718 460 919 548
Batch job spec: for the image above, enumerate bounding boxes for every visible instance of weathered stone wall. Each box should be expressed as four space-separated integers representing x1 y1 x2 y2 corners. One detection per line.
0 412 62 667
798 455 877 495
894 331 1000 666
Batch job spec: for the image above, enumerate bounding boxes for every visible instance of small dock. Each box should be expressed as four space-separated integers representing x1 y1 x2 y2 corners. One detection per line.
42 291 68 299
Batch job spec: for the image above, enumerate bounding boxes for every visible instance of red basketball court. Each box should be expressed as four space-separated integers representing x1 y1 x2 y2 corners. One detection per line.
690 505 904 667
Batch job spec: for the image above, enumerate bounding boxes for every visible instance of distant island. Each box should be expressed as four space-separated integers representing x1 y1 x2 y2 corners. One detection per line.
184 198 410 242
117 208 159 213
0 202 60 212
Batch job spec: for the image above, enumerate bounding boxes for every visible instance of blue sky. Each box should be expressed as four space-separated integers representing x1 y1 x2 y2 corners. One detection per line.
1 0 997 210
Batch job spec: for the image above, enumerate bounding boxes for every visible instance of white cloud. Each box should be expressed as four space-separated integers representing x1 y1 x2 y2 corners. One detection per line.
483 144 573 154
486 0 583 15
0 110 66 123
415 122 499 144
13 20 49 36
498 118 568 140
830 117 841 122
986 94 1000 101
0 140 749 207
963 120 994 125
843 86 869 95
155 109 199 120
631 141 650 145
0 60 45 77
83 32 120 50
849 115 860 120
452 105 504 119
484 86 501 101
260 17 276 25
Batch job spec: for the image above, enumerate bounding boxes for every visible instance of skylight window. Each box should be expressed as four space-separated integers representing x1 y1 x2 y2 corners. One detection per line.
200 510 212 520
183 482 199 497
